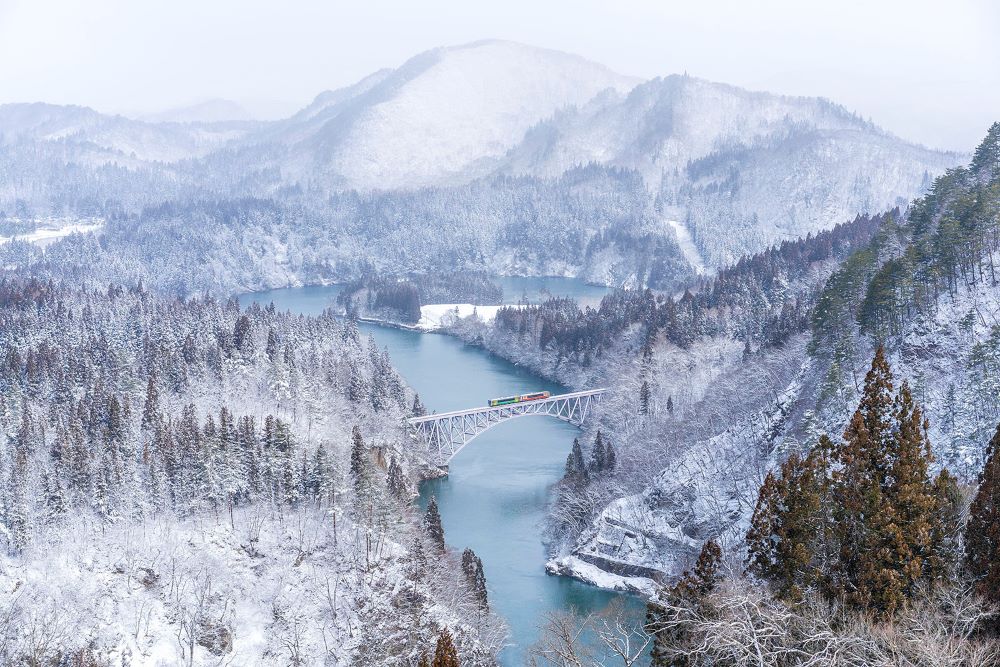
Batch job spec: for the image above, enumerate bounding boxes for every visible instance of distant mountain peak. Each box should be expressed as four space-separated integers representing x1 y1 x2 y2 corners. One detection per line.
138 99 256 124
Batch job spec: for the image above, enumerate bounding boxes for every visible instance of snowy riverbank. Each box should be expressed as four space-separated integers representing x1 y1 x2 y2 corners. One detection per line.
415 303 518 331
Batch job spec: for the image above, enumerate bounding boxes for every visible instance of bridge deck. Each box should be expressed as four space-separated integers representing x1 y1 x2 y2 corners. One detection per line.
406 388 608 424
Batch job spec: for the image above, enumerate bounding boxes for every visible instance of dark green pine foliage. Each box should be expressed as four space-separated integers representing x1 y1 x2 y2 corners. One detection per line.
265 327 278 362
971 121 1000 179
639 380 651 415
349 425 374 513
461 548 489 610
386 457 407 500
423 495 445 552
564 438 589 488
966 422 1000 606
590 430 606 473
588 430 616 475
412 393 427 417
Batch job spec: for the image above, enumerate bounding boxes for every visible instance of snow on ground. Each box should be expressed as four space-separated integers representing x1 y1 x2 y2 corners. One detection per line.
0 219 104 248
416 303 521 331
546 554 656 596
663 216 709 276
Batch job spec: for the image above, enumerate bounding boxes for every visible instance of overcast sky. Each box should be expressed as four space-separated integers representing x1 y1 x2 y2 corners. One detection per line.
0 0 996 151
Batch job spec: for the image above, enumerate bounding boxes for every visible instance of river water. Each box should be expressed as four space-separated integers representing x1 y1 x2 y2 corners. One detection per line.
242 280 648 666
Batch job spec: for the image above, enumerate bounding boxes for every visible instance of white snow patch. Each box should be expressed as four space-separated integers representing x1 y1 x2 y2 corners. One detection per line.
416 303 521 331
546 555 657 596
663 217 709 276
0 219 104 248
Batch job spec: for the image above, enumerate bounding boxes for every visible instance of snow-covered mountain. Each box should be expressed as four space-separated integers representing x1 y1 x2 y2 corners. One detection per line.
137 98 256 124
0 40 968 281
250 40 641 190
497 75 963 265
0 102 255 164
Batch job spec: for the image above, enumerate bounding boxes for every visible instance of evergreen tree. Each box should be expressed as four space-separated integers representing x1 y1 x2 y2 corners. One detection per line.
966 422 1000 606
832 347 904 617
386 457 407 500
666 395 674 415
971 121 1000 179
350 425 372 506
41 469 67 525
747 348 955 618
639 380 651 415
746 439 833 601
589 430 607 473
307 443 334 503
141 372 159 429
265 327 278 362
409 534 427 581
648 540 722 667
348 361 368 403
929 468 962 581
423 495 445 552
232 314 252 353
412 393 427 417
886 381 938 596
461 548 489 610
431 629 460 667
563 438 589 488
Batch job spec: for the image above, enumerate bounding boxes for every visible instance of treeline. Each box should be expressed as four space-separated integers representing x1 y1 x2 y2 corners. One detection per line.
647 348 1000 665
806 124 1000 458
1 163 687 298
338 271 504 323
0 277 508 664
813 123 1000 347
491 211 884 364
859 123 1000 339
0 277 410 550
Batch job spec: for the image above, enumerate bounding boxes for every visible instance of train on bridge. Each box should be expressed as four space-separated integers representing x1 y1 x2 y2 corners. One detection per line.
487 391 551 407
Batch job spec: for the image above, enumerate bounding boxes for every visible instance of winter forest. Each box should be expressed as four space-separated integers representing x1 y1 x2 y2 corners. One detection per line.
0 16 999 667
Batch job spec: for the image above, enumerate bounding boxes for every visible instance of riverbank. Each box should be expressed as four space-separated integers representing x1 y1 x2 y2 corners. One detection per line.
237 282 649 666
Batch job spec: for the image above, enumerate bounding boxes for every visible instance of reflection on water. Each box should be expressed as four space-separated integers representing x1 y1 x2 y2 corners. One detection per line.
240 280 648 666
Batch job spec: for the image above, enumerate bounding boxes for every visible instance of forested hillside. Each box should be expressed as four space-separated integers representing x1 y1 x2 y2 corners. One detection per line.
0 279 503 665
447 125 1000 608
0 42 963 292
1 166 691 296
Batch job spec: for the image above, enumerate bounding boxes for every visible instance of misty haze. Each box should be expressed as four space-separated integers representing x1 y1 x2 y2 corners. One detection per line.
0 1 999 666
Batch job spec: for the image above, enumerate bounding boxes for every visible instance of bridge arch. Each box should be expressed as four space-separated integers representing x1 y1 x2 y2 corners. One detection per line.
407 389 607 466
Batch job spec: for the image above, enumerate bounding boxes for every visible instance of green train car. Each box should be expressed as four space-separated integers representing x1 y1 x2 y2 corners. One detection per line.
487 391 551 407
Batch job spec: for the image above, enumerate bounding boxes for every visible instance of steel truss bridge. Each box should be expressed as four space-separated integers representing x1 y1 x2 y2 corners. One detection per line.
407 388 607 466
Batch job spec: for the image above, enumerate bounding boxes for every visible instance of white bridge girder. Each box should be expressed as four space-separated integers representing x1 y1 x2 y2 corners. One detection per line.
406 389 607 466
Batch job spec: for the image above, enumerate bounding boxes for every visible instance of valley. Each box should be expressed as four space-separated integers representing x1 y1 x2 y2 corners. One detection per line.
0 27 998 666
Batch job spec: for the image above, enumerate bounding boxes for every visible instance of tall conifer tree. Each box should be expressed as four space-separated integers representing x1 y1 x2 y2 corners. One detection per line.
966 423 1000 605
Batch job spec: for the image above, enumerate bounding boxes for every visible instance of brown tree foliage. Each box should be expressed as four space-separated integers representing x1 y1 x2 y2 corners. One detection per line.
747 345 959 618
431 629 460 667
967 423 1000 606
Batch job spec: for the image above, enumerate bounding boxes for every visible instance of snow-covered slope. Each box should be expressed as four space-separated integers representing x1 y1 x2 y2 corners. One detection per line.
138 98 256 124
259 40 641 190
498 75 964 266
500 76 851 180
0 102 256 164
